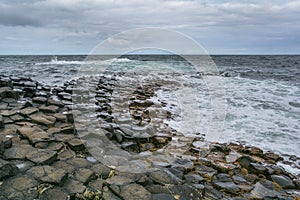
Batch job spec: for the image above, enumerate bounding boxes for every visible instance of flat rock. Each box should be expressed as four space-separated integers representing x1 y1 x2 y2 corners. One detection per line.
169 185 203 200
106 176 134 186
88 178 104 192
47 99 64 107
0 175 38 200
4 144 35 160
120 184 152 200
26 165 67 186
148 169 182 185
213 181 240 194
67 138 85 151
0 115 4 128
30 113 56 127
90 163 111 179
39 187 68 200
271 175 295 189
19 107 38 116
33 96 47 104
17 126 51 144
26 148 57 165
250 182 282 198
75 168 97 185
65 179 86 194
0 159 19 181
39 105 59 113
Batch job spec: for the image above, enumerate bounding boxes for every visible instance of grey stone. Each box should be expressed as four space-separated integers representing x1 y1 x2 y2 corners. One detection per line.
250 182 282 198
17 126 51 144
48 99 64 107
152 193 174 200
148 169 182 185
120 184 152 200
26 165 67 186
88 178 104 192
26 148 57 165
39 105 59 113
0 115 4 128
65 179 86 194
213 181 240 194
271 174 295 189
106 175 134 186
30 113 56 127
19 107 38 116
91 163 111 179
185 173 204 184
169 185 202 200
39 187 68 200
32 96 47 104
0 159 19 181
75 168 97 185
0 175 38 200
67 138 85 151
3 144 35 160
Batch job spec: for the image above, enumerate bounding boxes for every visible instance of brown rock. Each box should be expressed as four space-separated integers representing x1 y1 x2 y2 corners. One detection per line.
30 113 56 127
39 105 59 113
26 148 57 165
33 96 47 104
75 168 97 185
0 175 38 199
19 107 38 116
67 138 85 151
17 126 51 144
26 165 67 186
120 184 152 200
39 187 68 200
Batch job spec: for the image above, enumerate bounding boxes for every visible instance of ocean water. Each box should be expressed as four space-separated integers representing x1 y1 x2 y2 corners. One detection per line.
0 55 299 160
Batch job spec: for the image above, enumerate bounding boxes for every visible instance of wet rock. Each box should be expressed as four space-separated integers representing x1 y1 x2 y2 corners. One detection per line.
0 175 38 200
75 168 97 185
39 187 68 200
0 140 4 155
26 148 57 165
248 163 268 175
67 138 85 151
26 165 68 186
9 114 24 122
30 113 56 127
0 159 19 180
120 184 152 200
262 152 283 162
271 175 295 189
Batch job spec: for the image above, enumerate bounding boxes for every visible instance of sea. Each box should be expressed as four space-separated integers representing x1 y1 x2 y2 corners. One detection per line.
0 55 299 172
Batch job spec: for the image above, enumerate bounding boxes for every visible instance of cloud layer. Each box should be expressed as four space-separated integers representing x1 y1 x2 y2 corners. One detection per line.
1 0 300 54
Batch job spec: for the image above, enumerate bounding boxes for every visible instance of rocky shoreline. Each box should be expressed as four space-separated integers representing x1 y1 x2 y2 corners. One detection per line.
0 74 300 200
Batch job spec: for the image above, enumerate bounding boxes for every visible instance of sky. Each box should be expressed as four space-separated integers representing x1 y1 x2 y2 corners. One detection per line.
0 0 300 55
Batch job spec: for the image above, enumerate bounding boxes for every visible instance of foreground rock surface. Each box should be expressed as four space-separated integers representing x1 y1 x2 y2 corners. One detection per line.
0 75 299 200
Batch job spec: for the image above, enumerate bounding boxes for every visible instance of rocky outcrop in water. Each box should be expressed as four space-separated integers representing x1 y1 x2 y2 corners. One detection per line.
0 74 299 200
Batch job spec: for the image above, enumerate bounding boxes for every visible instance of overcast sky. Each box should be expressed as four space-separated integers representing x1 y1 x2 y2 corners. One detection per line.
0 0 300 55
